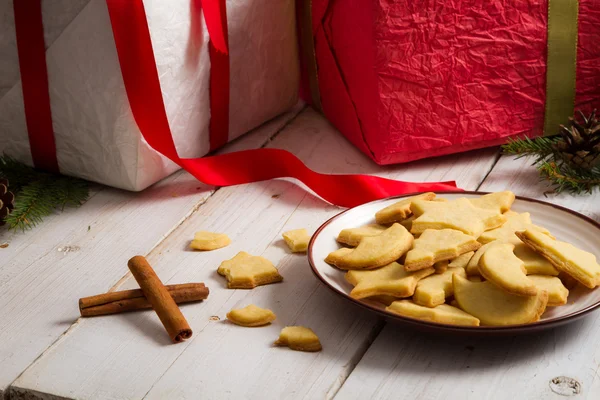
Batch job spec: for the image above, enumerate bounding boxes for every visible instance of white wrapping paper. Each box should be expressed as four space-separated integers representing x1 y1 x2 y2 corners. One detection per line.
0 0 299 190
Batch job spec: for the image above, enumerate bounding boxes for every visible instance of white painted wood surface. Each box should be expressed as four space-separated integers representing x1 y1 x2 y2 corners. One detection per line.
9 109 500 399
335 155 600 400
0 106 301 398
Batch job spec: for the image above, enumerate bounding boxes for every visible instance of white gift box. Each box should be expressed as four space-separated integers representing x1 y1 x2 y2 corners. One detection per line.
0 0 299 190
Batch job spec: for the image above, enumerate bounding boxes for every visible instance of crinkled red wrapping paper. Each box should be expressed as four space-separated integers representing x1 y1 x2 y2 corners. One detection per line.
305 0 600 165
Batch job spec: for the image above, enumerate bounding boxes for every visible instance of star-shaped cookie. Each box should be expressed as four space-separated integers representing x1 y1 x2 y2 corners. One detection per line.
405 229 482 271
375 192 436 224
469 191 515 213
345 261 434 300
410 198 506 237
217 251 283 289
478 211 552 244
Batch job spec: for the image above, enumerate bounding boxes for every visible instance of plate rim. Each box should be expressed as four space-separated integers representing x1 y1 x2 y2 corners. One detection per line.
307 190 600 333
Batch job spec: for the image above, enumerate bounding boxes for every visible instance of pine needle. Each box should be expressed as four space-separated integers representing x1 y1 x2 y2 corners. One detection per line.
0 154 90 231
502 136 600 194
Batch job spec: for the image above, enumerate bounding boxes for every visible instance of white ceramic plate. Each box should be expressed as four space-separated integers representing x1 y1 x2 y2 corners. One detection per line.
308 192 600 334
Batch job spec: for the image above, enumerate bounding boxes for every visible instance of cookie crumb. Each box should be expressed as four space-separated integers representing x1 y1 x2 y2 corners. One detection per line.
0 243 8 248
209 316 220 321
271 194 280 199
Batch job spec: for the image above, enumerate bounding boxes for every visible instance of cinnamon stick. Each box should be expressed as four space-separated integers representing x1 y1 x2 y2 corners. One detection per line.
127 255 192 343
79 283 209 317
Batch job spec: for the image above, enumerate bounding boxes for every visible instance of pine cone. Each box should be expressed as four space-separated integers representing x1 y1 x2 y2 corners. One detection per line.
554 109 600 170
0 179 15 226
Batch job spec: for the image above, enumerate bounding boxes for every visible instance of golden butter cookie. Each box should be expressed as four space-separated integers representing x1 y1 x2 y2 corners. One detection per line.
217 251 283 289
478 211 558 275
400 215 416 231
448 251 474 269
337 224 387 247
478 242 538 297
190 231 231 251
453 274 548 326
413 267 467 307
410 198 506 238
434 260 449 274
516 229 600 289
478 211 552 244
404 229 481 271
466 242 494 275
386 300 480 326
226 304 276 327
558 271 579 290
468 191 515 213
282 228 311 253
528 275 569 306
325 247 352 265
375 192 436 224
330 223 413 270
345 261 434 300
274 326 322 352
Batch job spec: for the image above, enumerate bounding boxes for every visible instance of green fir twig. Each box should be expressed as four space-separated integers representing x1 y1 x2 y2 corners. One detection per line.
502 136 600 195
0 155 90 231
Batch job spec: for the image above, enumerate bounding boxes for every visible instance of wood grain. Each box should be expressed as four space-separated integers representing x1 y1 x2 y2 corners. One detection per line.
336 155 600 400
10 109 499 399
0 106 301 397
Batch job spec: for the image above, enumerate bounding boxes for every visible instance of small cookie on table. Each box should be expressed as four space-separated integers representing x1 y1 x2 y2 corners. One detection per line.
217 251 283 289
226 304 276 327
282 229 311 253
274 326 322 352
190 231 231 251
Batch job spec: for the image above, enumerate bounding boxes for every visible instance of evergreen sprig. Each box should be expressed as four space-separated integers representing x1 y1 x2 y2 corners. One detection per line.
0 155 89 231
502 136 600 194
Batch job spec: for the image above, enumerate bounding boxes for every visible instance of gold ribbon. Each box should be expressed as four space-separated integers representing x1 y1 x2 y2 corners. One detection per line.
544 0 579 135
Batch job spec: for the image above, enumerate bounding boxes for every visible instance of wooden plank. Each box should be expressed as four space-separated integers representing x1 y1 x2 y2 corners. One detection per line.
10 108 500 400
335 155 600 400
0 106 301 397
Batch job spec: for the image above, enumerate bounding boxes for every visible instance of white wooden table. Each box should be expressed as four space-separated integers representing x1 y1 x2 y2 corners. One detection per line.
1 106 599 400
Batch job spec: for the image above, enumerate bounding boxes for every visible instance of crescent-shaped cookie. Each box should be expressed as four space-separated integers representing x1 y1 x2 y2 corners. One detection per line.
332 223 414 270
453 275 548 326
478 242 538 296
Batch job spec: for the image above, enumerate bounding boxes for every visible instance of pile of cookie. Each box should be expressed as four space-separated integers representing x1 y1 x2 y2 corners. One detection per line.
325 192 600 327
190 228 321 351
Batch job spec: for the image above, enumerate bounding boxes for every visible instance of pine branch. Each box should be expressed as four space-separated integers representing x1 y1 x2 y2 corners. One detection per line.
1 154 90 231
0 155 38 193
49 176 90 210
539 162 600 194
502 136 562 165
5 180 55 231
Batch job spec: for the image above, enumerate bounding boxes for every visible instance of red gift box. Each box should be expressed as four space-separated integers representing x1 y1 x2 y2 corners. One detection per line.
299 0 600 165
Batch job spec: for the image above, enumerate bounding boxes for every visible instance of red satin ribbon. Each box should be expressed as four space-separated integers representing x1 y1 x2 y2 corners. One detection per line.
205 0 230 150
13 0 59 173
16 0 459 208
